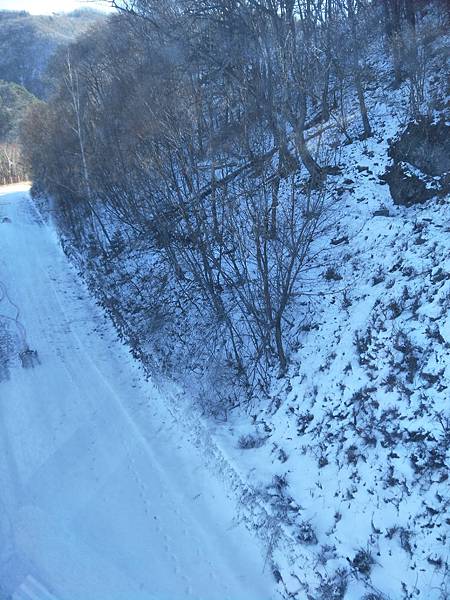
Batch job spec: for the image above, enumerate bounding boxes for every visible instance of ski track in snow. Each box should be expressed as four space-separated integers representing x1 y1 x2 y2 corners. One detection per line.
0 184 275 600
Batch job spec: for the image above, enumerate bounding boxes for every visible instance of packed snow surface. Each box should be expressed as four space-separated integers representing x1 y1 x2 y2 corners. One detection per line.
0 184 275 600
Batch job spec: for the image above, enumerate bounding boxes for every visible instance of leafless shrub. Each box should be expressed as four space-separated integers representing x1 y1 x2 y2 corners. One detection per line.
238 434 267 450
315 568 348 600
296 520 318 545
352 547 375 576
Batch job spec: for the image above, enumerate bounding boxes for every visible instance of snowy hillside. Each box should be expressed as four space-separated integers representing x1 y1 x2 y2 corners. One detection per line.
54 26 450 600
181 35 450 600
212 90 450 599
16 1 450 599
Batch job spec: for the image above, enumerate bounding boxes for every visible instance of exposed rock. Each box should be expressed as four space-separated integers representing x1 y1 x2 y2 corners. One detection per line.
373 208 390 217
331 235 349 246
381 162 439 206
382 119 450 207
389 118 450 176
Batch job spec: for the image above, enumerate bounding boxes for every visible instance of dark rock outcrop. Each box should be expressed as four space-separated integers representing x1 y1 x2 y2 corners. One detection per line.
381 162 442 206
382 119 450 206
389 118 450 176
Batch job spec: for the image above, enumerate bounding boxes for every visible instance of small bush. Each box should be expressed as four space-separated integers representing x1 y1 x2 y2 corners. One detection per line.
238 433 267 449
372 267 385 285
352 548 375 575
346 444 360 465
387 299 403 319
316 568 348 600
354 328 372 364
324 266 343 281
296 520 318 545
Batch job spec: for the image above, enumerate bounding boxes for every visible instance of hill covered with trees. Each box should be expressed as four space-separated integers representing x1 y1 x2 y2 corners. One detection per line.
0 80 36 141
21 1 450 598
0 8 105 184
0 80 38 184
0 9 106 99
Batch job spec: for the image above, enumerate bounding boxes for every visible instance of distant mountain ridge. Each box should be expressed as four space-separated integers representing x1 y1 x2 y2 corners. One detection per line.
0 9 106 98
0 9 105 184
0 79 37 142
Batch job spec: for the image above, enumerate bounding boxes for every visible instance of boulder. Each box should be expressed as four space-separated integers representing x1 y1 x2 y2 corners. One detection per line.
381 162 441 206
389 118 450 176
382 118 450 206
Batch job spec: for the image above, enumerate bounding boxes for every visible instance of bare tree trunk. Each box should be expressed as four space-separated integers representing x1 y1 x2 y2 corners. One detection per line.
348 0 372 138
274 315 287 374
270 175 280 240
355 71 372 139
382 0 404 85
294 128 324 184
65 52 111 246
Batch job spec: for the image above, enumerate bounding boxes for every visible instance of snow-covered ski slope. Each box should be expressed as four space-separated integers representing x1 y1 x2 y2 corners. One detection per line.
0 184 275 600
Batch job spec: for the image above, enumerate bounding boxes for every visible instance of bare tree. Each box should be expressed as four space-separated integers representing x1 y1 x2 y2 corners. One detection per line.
63 51 111 245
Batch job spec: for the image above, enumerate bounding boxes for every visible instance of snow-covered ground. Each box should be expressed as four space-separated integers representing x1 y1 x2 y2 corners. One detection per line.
0 184 275 600
208 85 450 597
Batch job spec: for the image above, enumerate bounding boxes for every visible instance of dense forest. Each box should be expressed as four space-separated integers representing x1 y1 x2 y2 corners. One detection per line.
16 1 450 597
